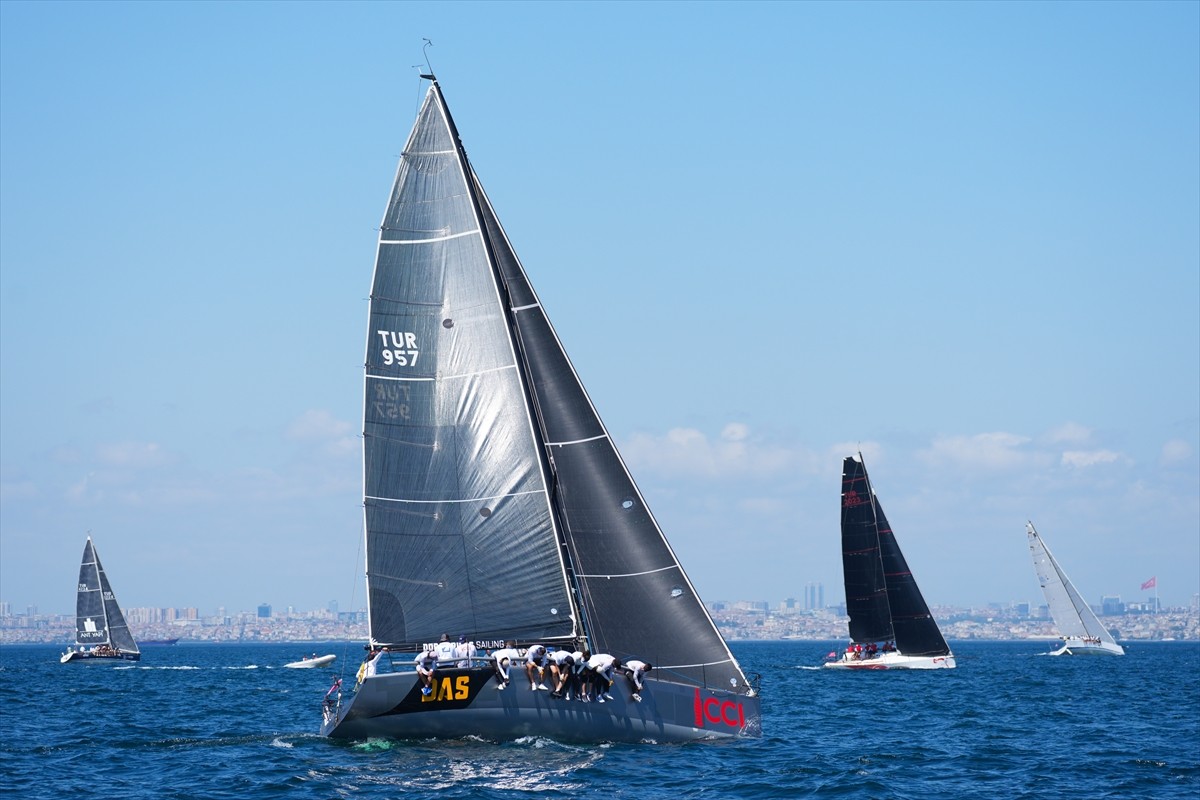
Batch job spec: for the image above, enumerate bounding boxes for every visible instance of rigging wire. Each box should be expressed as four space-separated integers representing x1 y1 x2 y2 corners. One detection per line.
327 499 368 719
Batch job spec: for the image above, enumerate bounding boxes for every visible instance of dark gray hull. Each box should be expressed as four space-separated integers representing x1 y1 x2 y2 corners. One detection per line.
321 666 760 743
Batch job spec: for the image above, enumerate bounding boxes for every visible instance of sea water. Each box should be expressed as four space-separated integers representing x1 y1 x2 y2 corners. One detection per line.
1 640 1196 799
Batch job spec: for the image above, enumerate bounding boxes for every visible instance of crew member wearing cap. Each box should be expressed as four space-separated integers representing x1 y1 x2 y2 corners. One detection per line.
454 635 476 667
434 633 457 663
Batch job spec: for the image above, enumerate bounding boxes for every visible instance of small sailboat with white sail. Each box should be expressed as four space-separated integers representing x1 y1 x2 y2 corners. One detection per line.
60 536 140 664
286 654 337 669
1026 521 1124 656
318 74 760 742
824 455 955 670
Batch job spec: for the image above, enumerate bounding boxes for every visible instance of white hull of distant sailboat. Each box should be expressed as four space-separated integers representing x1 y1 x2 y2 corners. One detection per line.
823 651 956 670
1047 637 1124 657
286 654 336 669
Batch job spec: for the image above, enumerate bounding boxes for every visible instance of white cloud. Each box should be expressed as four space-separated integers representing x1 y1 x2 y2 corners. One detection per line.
286 409 353 441
0 478 39 502
1045 422 1093 444
1061 449 1120 468
1161 439 1193 466
286 409 357 458
95 441 172 468
721 423 749 442
66 472 100 503
623 424 797 479
917 432 1033 470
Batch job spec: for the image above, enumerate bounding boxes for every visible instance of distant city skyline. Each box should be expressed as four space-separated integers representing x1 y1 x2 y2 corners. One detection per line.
5 583 1189 620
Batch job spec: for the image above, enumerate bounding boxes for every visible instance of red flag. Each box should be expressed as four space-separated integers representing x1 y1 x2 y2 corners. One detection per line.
1141 576 1157 590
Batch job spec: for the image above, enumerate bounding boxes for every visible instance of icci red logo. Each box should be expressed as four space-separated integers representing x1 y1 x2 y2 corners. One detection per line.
693 688 745 729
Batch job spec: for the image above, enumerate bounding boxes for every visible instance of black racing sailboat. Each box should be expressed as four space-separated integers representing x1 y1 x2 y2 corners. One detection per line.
824 455 954 669
60 536 140 663
319 76 760 742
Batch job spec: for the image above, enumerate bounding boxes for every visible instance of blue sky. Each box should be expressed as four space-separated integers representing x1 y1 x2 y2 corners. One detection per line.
2 1 1197 617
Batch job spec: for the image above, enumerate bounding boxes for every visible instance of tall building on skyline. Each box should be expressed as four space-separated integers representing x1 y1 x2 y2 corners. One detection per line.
804 582 825 611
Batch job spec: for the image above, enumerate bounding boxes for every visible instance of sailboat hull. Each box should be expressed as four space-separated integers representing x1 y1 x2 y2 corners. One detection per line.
285 654 337 669
60 650 140 664
321 666 761 743
823 651 955 670
1048 638 1124 657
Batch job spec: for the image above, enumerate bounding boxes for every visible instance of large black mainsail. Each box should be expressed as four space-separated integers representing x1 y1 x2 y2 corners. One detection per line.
62 537 140 662
324 77 759 740
838 455 951 659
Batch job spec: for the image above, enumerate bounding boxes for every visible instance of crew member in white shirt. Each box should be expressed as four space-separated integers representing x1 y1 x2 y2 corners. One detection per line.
586 652 621 702
490 640 521 690
525 644 549 691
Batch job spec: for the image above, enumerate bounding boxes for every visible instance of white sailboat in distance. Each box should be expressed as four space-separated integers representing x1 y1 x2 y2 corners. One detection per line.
1026 521 1124 656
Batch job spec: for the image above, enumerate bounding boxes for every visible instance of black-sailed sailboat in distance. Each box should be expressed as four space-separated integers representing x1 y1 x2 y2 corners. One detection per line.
319 75 761 742
824 454 955 670
60 536 140 663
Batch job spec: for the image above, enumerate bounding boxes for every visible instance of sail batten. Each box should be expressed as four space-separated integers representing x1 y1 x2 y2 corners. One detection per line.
381 229 479 245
